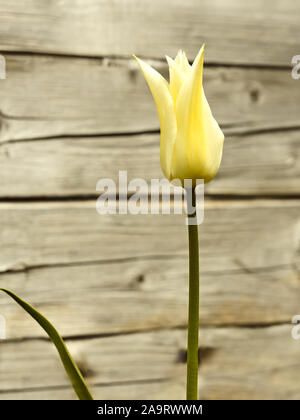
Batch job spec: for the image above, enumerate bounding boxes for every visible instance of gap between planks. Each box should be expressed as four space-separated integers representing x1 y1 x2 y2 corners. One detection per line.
0 51 293 71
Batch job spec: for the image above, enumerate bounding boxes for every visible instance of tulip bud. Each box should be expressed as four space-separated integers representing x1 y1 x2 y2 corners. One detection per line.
134 46 224 184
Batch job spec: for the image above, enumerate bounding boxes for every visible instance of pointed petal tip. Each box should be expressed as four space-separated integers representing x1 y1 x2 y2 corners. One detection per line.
132 55 155 77
199 43 205 56
181 50 188 59
133 54 142 69
133 55 151 70
133 54 142 66
200 44 205 58
192 45 205 69
165 55 175 68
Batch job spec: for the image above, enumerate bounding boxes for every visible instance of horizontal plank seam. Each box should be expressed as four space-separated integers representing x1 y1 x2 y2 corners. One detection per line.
61 321 294 340
0 51 292 71
0 129 161 147
0 255 295 276
0 254 188 275
0 377 170 395
2 124 300 147
227 124 300 138
0 321 293 347
0 193 299 203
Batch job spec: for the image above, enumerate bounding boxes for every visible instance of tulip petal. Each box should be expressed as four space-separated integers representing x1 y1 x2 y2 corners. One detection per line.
172 45 224 182
166 55 186 102
174 50 191 76
134 56 177 179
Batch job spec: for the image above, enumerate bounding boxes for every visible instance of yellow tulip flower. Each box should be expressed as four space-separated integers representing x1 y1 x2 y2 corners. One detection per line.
134 46 224 184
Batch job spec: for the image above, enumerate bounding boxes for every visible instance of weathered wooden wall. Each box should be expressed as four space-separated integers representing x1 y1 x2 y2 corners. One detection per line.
0 0 299 400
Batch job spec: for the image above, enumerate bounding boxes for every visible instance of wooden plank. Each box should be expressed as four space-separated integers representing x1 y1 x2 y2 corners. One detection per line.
0 199 298 338
0 0 298 66
0 55 299 142
0 326 299 400
208 130 300 196
0 329 187 398
0 382 164 400
0 261 298 339
0 199 298 273
0 130 299 197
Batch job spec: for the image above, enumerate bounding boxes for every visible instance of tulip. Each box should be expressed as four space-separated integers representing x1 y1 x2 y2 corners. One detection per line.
134 46 224 184
135 46 225 400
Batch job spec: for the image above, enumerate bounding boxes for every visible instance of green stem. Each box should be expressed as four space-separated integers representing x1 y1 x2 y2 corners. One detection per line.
186 187 199 400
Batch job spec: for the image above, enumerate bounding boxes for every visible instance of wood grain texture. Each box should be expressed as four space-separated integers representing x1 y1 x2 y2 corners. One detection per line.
0 55 299 143
0 130 299 197
0 199 298 273
1 326 300 400
0 199 299 339
0 382 164 401
0 0 298 66
0 0 299 401
0 260 298 339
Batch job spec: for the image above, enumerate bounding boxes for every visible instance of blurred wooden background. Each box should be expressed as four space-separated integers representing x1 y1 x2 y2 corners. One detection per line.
0 0 299 400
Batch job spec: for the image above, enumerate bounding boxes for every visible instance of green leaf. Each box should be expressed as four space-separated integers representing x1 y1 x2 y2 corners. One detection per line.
0 288 93 400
